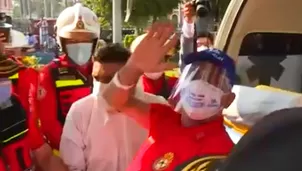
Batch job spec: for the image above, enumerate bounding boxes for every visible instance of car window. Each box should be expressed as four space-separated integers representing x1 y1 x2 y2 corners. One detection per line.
236 33 302 92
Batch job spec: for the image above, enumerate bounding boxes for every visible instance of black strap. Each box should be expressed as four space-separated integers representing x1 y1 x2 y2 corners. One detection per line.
0 96 27 146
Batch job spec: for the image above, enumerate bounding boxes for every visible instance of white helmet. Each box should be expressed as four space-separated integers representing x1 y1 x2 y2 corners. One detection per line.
55 3 100 44
9 30 29 47
55 3 100 65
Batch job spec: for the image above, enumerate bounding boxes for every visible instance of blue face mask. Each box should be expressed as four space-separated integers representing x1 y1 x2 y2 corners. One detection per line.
0 79 11 103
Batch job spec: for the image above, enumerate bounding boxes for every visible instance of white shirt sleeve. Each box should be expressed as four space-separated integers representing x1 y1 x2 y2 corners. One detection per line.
182 20 195 38
60 103 86 171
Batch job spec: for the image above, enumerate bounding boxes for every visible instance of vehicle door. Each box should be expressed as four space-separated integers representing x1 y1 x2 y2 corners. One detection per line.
215 0 302 92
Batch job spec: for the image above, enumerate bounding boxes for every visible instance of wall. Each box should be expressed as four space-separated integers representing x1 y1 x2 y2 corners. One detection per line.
0 0 13 16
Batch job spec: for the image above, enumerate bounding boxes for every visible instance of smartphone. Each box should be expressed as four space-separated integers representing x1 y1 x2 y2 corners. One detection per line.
0 27 10 43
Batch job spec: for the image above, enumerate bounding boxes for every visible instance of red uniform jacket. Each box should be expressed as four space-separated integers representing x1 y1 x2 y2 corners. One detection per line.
0 157 5 171
0 68 38 171
127 104 234 171
142 75 178 99
36 55 92 150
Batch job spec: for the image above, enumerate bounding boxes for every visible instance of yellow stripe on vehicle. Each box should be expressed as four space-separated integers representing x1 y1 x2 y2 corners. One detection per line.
256 85 301 95
2 129 28 143
55 79 84 88
223 118 249 135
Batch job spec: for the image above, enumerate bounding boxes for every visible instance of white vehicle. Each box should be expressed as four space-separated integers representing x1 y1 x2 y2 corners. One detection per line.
213 0 302 138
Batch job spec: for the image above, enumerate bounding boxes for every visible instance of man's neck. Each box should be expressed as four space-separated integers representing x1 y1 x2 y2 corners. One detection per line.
181 112 222 127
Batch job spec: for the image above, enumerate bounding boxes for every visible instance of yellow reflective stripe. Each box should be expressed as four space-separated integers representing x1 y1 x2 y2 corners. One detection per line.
8 73 19 80
53 149 60 157
2 129 28 143
55 79 84 88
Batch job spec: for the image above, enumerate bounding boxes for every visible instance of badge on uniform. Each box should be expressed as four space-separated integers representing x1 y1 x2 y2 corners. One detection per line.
37 86 46 100
153 152 174 171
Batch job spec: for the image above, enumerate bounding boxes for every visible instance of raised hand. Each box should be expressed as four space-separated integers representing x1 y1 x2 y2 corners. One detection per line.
183 2 195 23
127 22 179 73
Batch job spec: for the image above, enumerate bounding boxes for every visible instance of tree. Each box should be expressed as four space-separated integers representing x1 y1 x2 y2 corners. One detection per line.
83 0 111 29
123 34 136 49
14 0 65 18
83 0 180 29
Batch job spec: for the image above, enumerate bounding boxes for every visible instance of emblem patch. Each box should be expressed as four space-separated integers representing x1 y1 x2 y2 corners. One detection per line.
37 86 46 100
153 152 174 171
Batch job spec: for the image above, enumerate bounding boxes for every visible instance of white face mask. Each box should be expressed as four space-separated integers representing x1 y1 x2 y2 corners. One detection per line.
181 80 223 120
144 72 164 80
197 45 209 52
66 43 93 65
0 80 11 103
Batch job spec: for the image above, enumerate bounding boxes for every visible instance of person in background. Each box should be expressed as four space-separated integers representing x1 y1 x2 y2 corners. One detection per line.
26 32 38 47
130 34 178 99
102 22 235 171
60 43 147 171
0 23 39 171
180 2 214 70
37 17 49 50
47 34 56 52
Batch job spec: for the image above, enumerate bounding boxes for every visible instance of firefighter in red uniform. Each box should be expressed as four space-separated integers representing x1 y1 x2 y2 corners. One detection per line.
0 14 41 171
102 23 236 171
130 34 178 99
0 62 38 171
35 3 100 151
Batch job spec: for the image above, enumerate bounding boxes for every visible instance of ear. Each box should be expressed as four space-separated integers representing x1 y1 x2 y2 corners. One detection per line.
221 92 235 108
92 61 103 78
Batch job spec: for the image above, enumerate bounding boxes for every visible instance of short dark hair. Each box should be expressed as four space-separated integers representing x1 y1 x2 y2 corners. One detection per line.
93 43 130 63
197 31 214 43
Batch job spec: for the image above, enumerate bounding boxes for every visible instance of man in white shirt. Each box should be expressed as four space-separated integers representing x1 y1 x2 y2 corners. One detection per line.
59 43 149 171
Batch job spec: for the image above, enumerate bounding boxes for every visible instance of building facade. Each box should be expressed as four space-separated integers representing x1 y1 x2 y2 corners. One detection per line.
0 0 13 16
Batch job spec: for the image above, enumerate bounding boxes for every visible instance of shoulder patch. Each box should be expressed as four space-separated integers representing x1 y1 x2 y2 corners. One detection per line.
37 86 46 100
153 152 174 171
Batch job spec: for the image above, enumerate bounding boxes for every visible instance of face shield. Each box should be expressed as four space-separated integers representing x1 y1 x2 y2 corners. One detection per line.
169 49 235 120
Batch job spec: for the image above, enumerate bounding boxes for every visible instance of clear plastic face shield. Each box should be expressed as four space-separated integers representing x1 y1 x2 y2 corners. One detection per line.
169 61 233 120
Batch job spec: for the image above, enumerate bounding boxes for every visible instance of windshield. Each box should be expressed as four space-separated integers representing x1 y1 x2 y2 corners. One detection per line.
236 32 302 92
